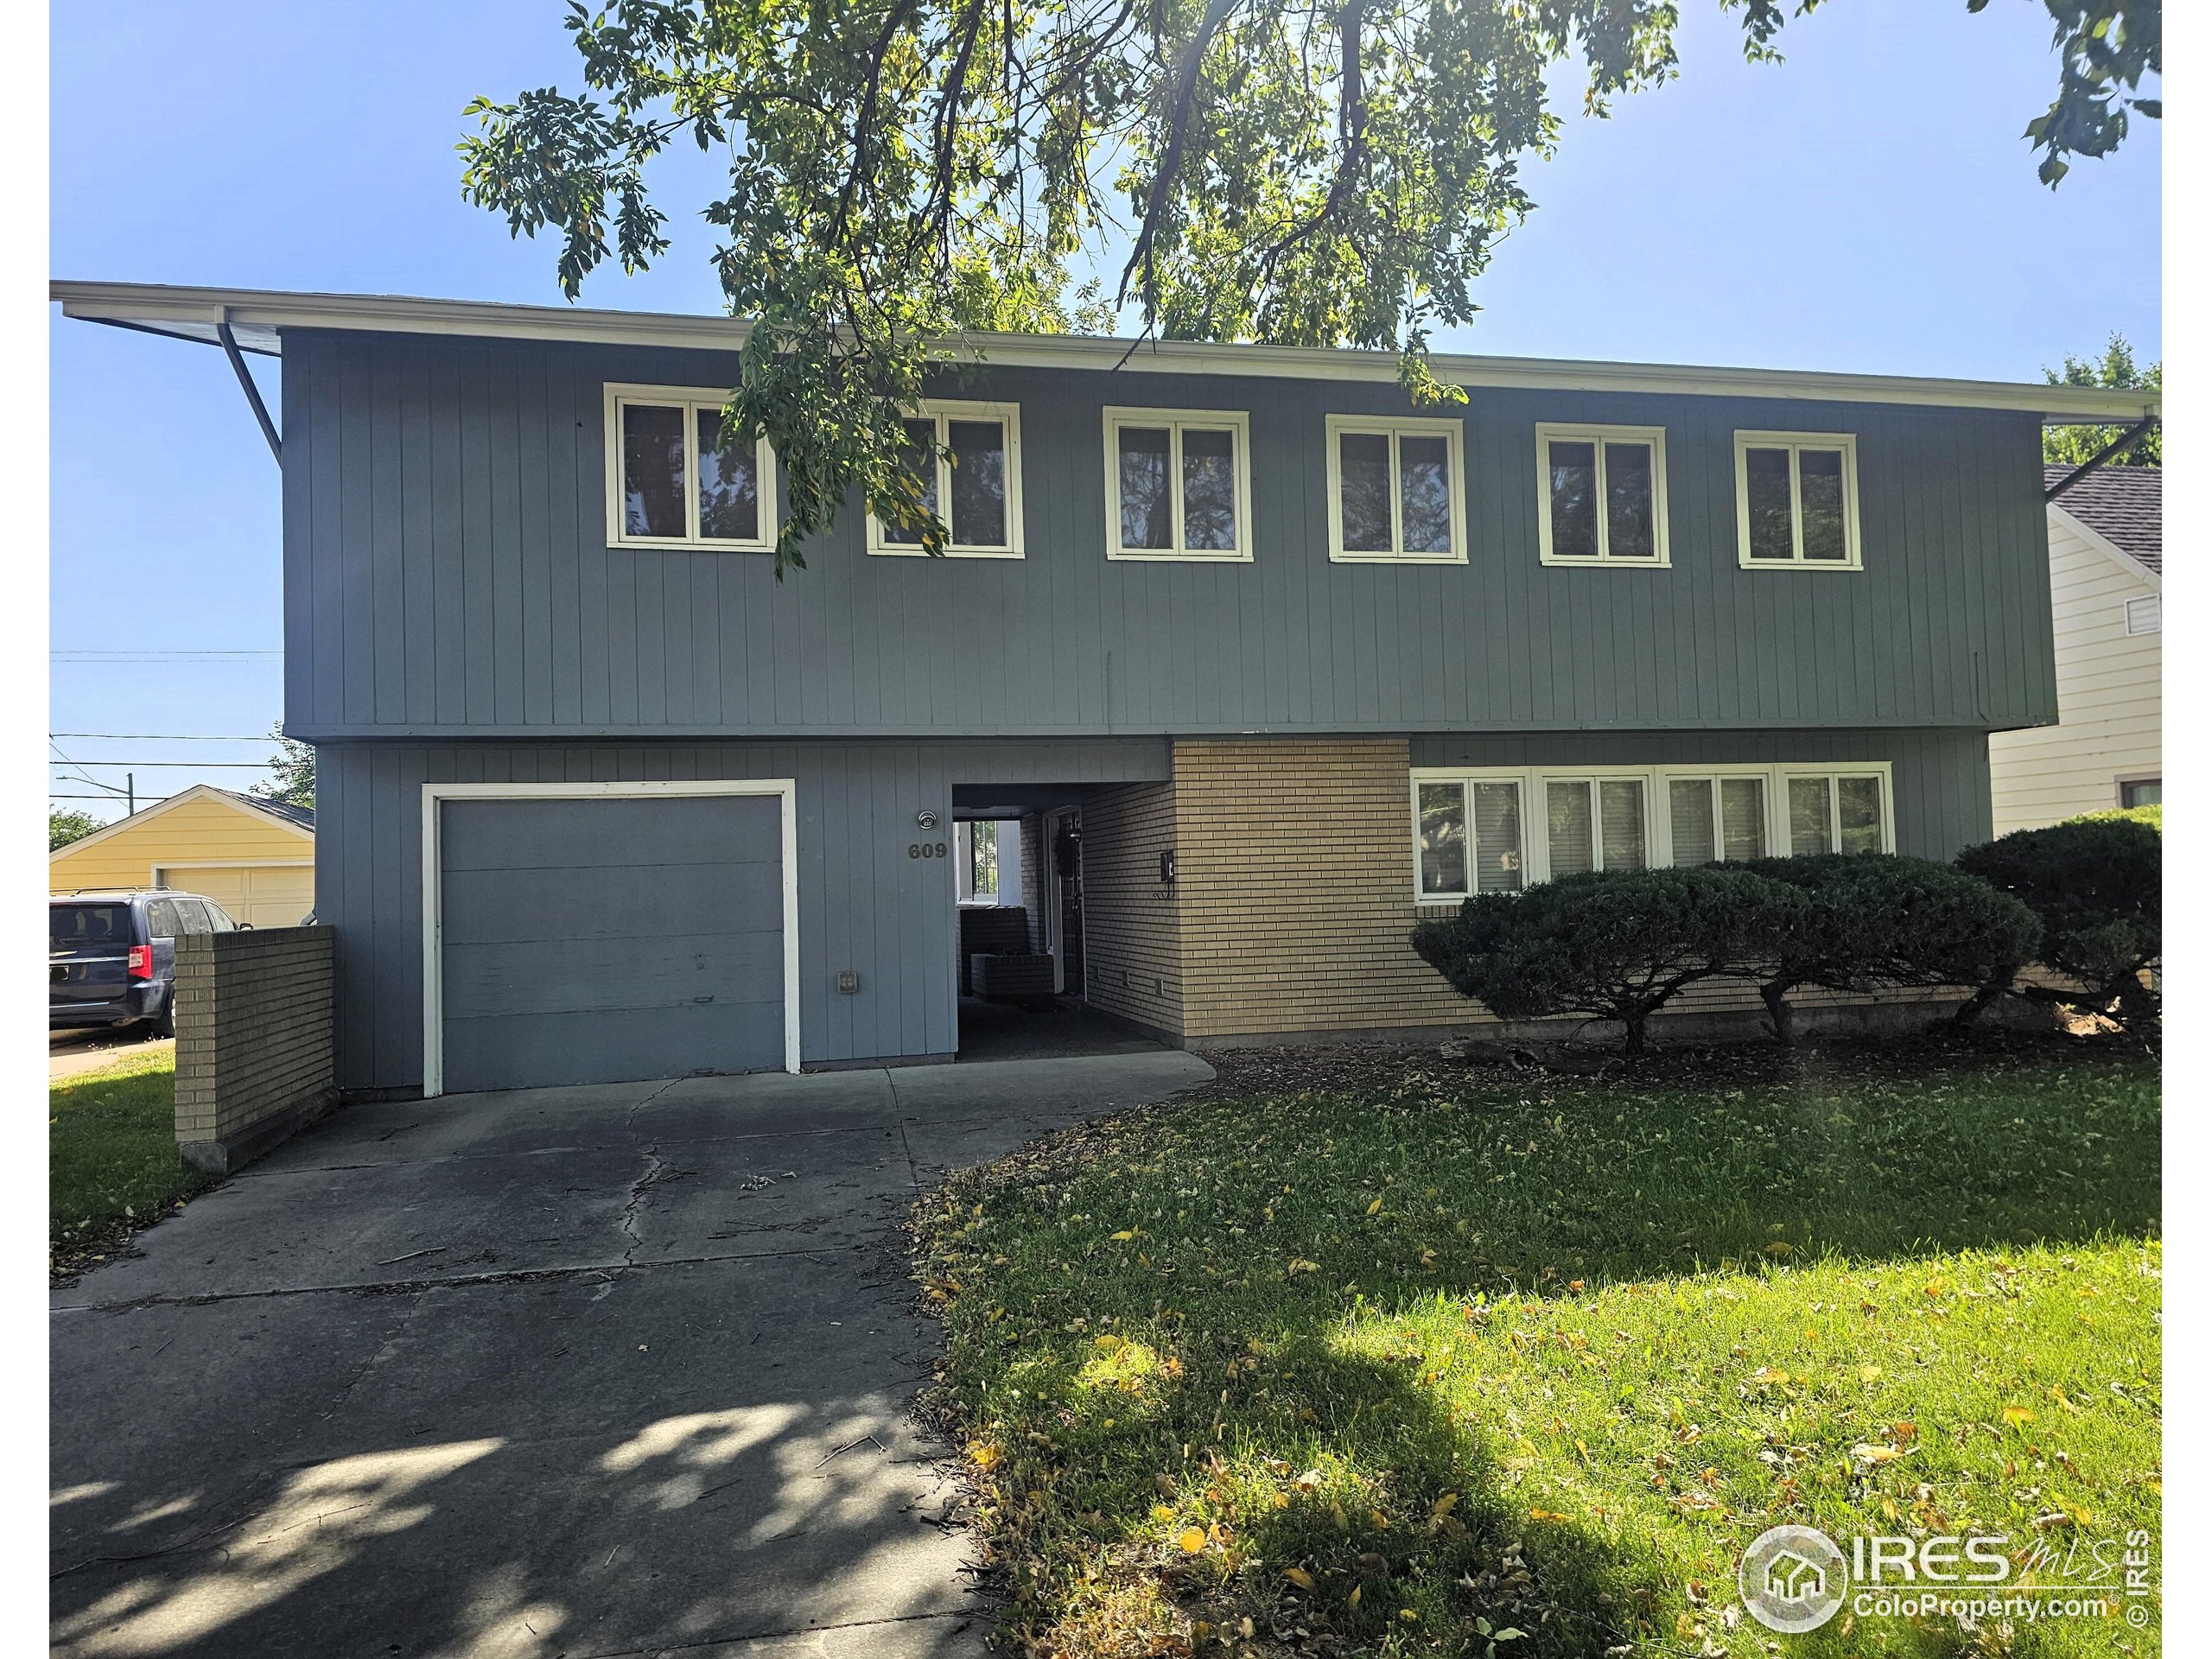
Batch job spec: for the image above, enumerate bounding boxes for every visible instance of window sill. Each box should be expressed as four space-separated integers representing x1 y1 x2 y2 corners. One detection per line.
1738 559 1863 573
1329 550 1469 566
1106 548 1254 563
1539 554 1673 570
611 539 774 555
869 545 1025 561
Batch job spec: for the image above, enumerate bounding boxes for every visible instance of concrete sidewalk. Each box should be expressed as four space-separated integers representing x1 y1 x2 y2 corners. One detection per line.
50 1052 1211 1659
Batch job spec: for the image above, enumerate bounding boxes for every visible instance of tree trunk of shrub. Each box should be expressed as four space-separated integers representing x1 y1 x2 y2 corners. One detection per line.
1622 1007 1650 1055
1760 982 1797 1047
1952 980 2005 1027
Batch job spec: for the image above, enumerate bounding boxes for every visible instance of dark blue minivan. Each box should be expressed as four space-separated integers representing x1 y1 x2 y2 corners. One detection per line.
49 890 243 1037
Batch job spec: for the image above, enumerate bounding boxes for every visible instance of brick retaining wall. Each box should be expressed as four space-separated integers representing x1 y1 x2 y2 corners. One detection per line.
174 925 337 1174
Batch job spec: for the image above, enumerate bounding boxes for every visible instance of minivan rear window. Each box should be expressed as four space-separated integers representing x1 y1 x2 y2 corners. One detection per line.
50 904 135 952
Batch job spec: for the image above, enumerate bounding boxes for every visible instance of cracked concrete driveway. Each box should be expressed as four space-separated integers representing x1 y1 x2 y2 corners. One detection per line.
50 1052 1211 1659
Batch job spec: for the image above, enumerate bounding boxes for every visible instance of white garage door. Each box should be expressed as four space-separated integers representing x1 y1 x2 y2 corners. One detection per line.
158 864 316 929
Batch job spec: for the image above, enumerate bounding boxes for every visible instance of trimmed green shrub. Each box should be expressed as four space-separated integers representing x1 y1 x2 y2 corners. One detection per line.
2066 803 2161 834
1956 817 2161 1027
1411 866 1805 1055
1744 855 2042 1044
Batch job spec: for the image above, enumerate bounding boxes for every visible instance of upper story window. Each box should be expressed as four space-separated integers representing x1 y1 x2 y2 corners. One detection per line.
605 385 776 552
1411 762 1891 900
1325 415 1467 563
1535 424 1669 566
1736 431 1862 569
869 401 1024 558
1105 408 1251 562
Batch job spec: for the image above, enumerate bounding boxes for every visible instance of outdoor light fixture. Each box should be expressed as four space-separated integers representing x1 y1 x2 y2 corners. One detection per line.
1160 849 1177 884
915 809 940 831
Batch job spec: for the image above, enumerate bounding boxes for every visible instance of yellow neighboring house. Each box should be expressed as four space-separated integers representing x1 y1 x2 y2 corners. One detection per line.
51 785 315 927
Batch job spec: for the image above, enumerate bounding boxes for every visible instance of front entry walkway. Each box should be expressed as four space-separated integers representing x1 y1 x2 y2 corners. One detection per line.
50 1052 1212 1659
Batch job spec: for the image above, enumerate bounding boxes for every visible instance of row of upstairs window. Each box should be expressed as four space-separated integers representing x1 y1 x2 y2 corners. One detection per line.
1411 764 1893 903
607 385 1864 572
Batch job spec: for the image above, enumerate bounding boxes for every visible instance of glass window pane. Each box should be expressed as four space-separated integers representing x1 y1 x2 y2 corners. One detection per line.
1338 431 1394 551
1720 778 1767 861
144 899 181 939
1547 781 1593 876
1116 426 1173 550
1604 442 1656 559
1180 428 1238 550
1399 435 1453 554
2121 779 2161 808
1799 448 1847 561
1669 779 1717 865
1837 776 1884 854
695 407 760 543
1418 782 1468 896
175 900 213 938
883 417 938 544
970 821 999 896
1745 446 1795 561
1788 777 1834 855
1471 782 1525 893
1599 779 1647 870
620 402 687 538
1548 440 1598 559
946 419 1007 547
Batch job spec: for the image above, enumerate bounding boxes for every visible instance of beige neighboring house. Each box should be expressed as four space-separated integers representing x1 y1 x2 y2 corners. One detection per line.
1989 466 2161 834
50 785 315 926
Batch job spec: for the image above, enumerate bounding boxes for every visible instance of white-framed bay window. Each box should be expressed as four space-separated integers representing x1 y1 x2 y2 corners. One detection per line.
868 400 1024 558
1325 415 1467 563
1410 761 1893 901
1104 407 1251 561
1735 431 1862 569
605 384 778 551
1535 423 1669 566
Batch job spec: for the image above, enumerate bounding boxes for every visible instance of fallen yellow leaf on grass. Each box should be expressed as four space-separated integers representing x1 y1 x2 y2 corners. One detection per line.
1367 1197 1384 1215
1284 1566 1316 1590
2004 1406 2037 1427
1859 1364 1883 1382
1852 1443 1905 1465
1178 1527 1207 1554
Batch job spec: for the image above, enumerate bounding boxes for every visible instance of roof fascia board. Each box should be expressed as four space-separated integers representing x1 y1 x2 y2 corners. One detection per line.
2047 501 2160 593
50 280 2164 422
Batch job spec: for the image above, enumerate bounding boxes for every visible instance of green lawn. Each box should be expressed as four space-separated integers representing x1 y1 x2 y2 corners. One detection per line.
50 1048 209 1269
915 1051 2160 1657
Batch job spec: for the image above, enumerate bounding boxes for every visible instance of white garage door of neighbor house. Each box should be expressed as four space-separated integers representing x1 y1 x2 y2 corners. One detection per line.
158 865 315 929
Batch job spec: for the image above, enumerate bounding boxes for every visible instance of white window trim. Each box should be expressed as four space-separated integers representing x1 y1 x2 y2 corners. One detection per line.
1408 761 1894 903
1652 769 1777 866
868 399 1025 559
1324 414 1469 564
418 779 802 1096
604 383 778 552
1733 429 1864 571
1102 406 1254 562
1534 423 1672 568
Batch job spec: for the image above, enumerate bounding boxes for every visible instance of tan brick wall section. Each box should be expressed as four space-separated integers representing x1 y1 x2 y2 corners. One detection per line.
1170 740 1470 1039
174 926 336 1147
1078 783 1184 1033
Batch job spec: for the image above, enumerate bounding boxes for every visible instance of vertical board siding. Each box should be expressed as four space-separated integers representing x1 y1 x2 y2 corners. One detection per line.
283 333 2053 744
318 736 1172 1090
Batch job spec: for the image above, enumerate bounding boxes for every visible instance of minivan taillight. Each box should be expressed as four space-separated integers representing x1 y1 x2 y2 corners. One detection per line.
128 944 153 980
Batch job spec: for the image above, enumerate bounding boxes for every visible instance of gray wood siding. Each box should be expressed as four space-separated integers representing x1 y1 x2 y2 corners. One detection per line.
281 332 2056 742
316 737 1172 1090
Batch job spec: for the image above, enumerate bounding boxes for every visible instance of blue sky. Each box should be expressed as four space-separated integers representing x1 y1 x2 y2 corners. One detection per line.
49 1 2161 820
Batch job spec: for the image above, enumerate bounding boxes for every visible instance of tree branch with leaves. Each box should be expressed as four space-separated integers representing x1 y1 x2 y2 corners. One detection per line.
462 0 2156 573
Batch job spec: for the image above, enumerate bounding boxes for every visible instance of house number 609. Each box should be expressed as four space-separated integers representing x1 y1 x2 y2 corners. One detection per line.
908 842 949 859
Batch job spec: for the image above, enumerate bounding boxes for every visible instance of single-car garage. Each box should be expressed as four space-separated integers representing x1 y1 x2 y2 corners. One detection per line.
423 781 798 1096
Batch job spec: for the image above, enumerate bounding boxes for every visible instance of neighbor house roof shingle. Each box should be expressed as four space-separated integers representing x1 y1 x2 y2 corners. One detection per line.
2047 464 2161 576
218 786 315 831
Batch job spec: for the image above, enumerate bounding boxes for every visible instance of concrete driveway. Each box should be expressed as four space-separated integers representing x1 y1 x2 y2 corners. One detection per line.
50 1052 1211 1659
